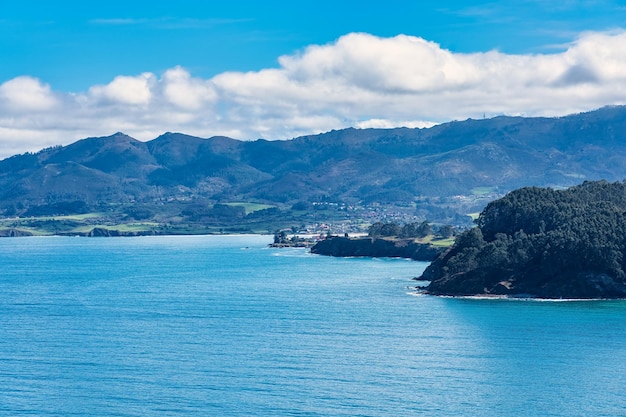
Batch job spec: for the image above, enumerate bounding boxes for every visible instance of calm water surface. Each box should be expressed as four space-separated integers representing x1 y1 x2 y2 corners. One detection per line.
1 235 625 416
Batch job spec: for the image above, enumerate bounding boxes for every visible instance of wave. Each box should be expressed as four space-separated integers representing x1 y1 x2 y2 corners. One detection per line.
436 294 619 302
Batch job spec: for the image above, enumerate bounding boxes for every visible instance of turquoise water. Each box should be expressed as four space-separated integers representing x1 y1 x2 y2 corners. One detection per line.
1 235 625 416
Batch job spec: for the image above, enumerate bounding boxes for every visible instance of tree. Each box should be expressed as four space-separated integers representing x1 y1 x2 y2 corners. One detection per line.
380 222 401 237
274 230 288 244
437 225 456 238
368 222 385 237
401 221 432 238
368 222 400 237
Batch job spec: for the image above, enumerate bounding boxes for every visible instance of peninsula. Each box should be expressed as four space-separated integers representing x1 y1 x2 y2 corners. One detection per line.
311 235 444 261
310 221 452 261
421 180 626 299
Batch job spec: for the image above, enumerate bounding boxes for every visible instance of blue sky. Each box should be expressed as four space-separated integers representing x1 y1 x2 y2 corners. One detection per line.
3 0 625 90
1 0 626 157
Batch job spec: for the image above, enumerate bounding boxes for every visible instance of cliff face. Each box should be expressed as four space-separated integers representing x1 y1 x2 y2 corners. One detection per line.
424 260 626 299
0 228 32 237
311 236 443 261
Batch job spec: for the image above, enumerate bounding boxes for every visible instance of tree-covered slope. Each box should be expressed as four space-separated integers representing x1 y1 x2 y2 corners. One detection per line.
422 180 626 298
4 106 626 219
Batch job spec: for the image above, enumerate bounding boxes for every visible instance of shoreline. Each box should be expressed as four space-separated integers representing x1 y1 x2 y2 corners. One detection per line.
310 235 444 262
410 286 624 301
0 232 275 239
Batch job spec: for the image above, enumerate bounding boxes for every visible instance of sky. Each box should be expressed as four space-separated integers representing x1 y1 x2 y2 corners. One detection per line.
2 0 626 158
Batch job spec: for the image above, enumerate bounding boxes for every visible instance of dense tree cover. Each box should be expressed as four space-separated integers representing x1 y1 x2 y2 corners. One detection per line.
181 203 245 221
368 221 456 239
23 200 90 217
125 205 155 220
423 180 626 298
368 221 434 238
368 222 400 237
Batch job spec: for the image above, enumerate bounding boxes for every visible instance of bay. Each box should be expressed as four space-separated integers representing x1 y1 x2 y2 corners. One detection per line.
0 235 625 416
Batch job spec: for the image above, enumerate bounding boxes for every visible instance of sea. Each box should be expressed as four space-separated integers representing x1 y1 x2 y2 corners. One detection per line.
1 234 625 416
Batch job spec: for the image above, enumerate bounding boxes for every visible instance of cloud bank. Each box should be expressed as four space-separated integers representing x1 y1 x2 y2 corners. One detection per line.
2 30 626 158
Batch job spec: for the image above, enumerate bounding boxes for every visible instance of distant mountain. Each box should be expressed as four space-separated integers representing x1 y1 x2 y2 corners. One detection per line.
3 106 626 219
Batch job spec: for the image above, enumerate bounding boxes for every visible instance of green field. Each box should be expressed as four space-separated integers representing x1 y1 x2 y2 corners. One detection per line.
224 202 276 214
467 212 481 221
429 237 456 247
471 186 497 196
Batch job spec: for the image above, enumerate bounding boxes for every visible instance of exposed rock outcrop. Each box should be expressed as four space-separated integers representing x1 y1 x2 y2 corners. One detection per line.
311 236 443 261
0 228 33 237
55 227 160 237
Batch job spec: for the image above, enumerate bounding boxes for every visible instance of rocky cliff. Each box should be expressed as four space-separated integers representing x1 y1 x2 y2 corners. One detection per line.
311 236 443 261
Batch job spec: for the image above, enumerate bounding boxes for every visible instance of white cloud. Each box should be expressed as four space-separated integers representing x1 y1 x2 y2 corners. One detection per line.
278 33 482 93
162 66 217 110
89 73 155 105
89 18 150 25
0 76 58 111
3 30 626 159
355 119 436 129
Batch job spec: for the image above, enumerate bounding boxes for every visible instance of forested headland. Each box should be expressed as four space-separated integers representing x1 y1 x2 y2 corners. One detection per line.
422 180 626 298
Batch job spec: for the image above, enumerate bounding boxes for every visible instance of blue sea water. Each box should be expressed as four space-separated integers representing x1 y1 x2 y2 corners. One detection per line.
1 235 625 416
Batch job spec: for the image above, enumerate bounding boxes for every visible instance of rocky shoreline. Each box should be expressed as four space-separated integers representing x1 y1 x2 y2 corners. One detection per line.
310 236 444 261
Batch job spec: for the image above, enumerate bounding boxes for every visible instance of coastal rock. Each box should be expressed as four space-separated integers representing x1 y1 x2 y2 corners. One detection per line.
71 227 159 237
424 264 626 299
311 236 443 261
0 228 33 237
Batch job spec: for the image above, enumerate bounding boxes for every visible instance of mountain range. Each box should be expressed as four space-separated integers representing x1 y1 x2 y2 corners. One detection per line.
3 105 626 221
